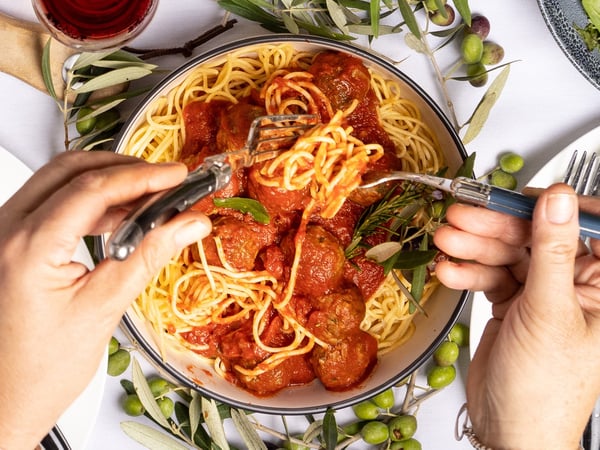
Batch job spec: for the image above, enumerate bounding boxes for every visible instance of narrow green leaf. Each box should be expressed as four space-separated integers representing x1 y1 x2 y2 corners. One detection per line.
41 39 58 101
91 60 158 71
230 409 267 450
397 0 421 38
189 391 202 443
453 152 476 179
201 397 230 450
409 235 429 313
326 0 350 33
369 0 381 37
281 11 301 34
385 249 438 271
452 0 471 26
322 409 338 450
71 51 115 71
121 421 190 450
73 67 153 93
404 32 426 53
131 359 171 428
68 98 124 125
462 65 510 144
583 0 600 30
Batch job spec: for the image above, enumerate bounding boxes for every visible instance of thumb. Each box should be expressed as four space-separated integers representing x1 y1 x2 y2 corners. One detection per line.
524 183 579 311
85 211 212 314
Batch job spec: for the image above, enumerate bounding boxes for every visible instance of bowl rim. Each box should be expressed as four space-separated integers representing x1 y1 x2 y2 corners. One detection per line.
107 34 470 414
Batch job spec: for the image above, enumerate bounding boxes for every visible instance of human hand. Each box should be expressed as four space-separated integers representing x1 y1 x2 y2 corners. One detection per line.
434 183 600 450
0 151 211 449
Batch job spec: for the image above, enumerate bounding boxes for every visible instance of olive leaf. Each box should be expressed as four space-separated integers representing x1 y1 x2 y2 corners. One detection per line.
201 397 230 450
72 66 154 94
397 0 421 38
409 234 429 312
71 51 116 71
230 409 268 450
41 39 58 102
131 358 171 429
369 0 381 37
452 0 471 26
121 421 190 450
68 98 125 125
326 0 350 34
189 391 202 442
583 0 600 30
322 409 338 450
462 64 510 144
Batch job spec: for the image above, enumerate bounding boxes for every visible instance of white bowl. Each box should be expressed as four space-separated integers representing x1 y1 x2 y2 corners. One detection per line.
105 35 468 414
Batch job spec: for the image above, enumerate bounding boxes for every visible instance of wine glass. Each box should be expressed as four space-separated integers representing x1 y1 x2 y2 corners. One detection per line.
32 0 159 52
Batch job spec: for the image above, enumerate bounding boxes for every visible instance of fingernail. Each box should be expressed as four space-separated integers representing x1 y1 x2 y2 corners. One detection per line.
546 193 576 224
175 219 209 247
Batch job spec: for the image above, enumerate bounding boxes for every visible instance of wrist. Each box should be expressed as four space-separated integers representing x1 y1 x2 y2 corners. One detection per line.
456 403 583 450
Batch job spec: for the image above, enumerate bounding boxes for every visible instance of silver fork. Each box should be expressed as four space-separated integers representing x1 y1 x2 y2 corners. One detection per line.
106 113 317 261
563 149 600 195
565 150 600 450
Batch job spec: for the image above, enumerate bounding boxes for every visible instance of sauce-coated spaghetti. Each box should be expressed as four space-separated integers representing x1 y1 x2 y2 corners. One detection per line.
124 43 446 395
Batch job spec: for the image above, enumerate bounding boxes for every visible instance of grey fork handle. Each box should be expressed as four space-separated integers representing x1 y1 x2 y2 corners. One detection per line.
106 161 232 261
452 177 600 240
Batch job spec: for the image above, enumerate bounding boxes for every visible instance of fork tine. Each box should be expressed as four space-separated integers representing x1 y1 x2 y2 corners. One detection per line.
563 150 600 196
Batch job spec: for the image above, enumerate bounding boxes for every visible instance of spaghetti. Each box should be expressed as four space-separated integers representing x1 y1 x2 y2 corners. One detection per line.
124 43 446 395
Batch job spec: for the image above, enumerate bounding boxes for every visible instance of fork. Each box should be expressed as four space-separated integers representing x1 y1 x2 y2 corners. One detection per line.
567 150 600 450
106 113 317 261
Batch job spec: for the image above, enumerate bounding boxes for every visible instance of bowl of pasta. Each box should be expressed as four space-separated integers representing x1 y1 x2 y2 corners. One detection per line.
107 34 469 414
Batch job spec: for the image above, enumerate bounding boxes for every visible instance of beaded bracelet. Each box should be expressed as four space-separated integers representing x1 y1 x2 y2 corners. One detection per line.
455 403 584 450
455 403 494 450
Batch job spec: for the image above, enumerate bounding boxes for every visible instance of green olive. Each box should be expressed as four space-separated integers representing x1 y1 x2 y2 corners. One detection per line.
352 400 380 420
95 109 121 132
388 414 417 441
390 438 423 450
433 341 460 367
429 4 455 26
148 377 171 397
122 394 145 416
499 152 524 174
461 34 484 64
481 41 505 65
361 421 389 445
282 436 309 450
371 388 395 409
107 348 131 376
157 396 174 418
427 364 456 389
466 62 488 87
448 323 470 347
490 170 518 190
108 336 120 356
76 107 97 135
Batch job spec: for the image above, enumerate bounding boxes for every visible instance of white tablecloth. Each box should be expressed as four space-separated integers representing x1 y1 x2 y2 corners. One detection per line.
0 1 599 448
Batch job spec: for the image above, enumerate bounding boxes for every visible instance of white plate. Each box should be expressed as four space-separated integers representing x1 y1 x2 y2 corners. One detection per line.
469 125 600 358
0 145 106 449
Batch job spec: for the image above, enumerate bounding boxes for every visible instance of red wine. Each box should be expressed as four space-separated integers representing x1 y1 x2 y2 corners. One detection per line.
35 0 155 41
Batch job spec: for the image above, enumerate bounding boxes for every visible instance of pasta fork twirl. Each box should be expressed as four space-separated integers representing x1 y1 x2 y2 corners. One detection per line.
106 114 317 261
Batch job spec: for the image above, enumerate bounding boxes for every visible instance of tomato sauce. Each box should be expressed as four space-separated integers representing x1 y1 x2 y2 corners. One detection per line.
177 51 400 396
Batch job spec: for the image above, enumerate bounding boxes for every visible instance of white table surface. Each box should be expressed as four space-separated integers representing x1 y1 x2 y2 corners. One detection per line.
1 1 599 449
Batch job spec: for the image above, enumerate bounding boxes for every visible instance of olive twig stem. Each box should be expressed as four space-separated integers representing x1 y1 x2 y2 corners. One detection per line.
417 32 460 130
400 370 418 414
407 387 443 410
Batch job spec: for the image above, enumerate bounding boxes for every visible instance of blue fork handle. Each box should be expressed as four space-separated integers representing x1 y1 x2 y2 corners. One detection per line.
452 177 600 240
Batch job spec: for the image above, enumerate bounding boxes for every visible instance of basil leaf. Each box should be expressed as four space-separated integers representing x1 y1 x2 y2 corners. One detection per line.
213 197 270 224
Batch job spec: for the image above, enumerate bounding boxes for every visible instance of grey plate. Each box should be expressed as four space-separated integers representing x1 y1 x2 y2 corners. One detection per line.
537 0 600 90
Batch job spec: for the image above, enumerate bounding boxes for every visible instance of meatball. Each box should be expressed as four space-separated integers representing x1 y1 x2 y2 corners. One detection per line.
281 225 345 297
311 331 378 391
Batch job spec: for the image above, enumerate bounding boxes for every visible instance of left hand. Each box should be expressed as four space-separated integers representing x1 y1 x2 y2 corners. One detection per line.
0 151 211 449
